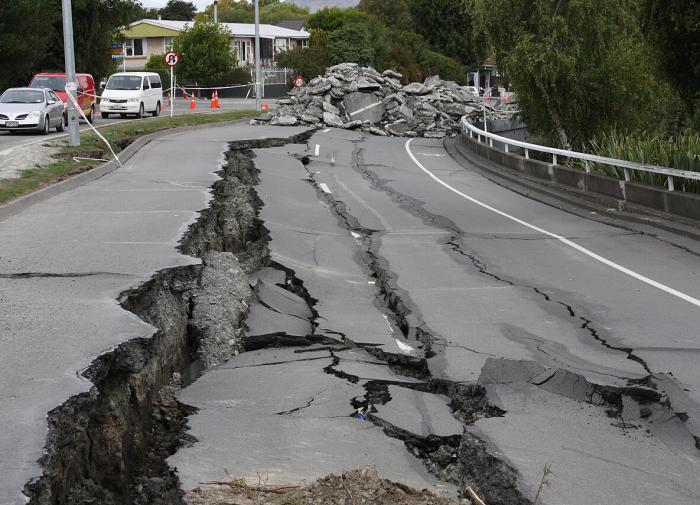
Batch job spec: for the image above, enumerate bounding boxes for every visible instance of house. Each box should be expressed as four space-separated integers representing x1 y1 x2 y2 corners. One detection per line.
120 19 310 69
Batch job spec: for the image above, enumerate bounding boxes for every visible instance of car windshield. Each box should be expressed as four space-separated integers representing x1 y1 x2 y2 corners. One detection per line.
0 90 45 104
106 76 142 90
30 76 66 92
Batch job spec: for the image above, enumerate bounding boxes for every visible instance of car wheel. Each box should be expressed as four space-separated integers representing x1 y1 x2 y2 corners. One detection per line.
41 115 50 135
136 103 144 119
101 112 109 119
56 114 66 132
152 101 161 117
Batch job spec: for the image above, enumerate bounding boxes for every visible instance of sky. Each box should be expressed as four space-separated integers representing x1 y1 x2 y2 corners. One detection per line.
141 0 212 9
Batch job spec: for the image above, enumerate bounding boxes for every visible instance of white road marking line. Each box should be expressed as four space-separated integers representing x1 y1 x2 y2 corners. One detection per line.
314 144 320 156
405 138 700 309
395 338 418 355
350 231 361 239
419 153 446 157
349 101 382 117
323 128 331 133
319 182 332 194
382 314 394 332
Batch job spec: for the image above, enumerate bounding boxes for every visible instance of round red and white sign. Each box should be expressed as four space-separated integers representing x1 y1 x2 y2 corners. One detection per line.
164 51 179 67
294 76 305 88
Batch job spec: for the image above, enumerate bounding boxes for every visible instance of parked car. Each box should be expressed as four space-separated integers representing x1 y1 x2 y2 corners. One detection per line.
99 72 163 119
0 88 66 134
29 72 96 122
463 86 479 96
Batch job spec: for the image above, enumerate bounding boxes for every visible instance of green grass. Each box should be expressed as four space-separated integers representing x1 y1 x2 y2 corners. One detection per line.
0 110 260 205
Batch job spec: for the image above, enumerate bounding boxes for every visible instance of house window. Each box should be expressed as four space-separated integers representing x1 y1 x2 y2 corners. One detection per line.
234 39 251 64
163 37 174 51
125 38 146 57
274 38 289 54
301 39 309 49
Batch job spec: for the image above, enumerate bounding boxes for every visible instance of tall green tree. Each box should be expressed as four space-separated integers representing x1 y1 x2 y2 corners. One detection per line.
39 0 144 83
0 0 58 90
358 0 413 32
160 0 198 21
473 0 681 148
173 19 237 83
409 0 482 66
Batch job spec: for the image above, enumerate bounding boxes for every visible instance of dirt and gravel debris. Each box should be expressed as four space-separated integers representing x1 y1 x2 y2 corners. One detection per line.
186 466 468 505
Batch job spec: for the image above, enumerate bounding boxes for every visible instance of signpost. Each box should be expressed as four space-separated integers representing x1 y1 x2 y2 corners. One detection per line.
164 51 179 118
294 76 305 89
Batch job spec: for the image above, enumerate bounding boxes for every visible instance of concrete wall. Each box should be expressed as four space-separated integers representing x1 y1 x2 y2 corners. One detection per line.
456 133 700 221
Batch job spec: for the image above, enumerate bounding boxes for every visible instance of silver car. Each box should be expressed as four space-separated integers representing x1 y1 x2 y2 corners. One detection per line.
0 87 66 135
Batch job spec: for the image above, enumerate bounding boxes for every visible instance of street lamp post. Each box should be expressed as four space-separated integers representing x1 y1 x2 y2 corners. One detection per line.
61 0 80 146
214 0 218 22
254 0 261 111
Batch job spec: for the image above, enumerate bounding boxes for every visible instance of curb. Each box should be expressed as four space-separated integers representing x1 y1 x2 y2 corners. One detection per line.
0 116 256 222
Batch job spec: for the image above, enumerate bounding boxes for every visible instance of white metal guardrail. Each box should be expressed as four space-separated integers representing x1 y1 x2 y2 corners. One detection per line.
461 117 700 191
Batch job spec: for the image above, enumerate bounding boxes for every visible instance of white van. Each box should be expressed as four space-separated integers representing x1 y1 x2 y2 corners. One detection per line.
99 72 163 119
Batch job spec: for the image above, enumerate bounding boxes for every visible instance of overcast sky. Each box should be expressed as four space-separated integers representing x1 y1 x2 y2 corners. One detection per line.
141 0 212 9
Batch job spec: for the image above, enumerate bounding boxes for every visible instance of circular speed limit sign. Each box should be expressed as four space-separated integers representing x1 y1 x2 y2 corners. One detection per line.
294 76 305 88
164 51 179 67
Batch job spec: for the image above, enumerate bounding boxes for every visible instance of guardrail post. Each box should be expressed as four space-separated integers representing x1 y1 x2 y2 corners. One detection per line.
504 144 509 153
667 175 675 191
525 148 529 159
584 160 590 174
469 130 473 139
489 138 493 147
623 168 630 182
552 154 558 166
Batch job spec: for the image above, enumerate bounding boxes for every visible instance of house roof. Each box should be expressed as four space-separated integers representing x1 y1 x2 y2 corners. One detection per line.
128 19 309 39
274 20 306 31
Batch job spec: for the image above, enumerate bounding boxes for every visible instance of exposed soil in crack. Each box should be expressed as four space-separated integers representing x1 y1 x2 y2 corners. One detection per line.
22 132 314 505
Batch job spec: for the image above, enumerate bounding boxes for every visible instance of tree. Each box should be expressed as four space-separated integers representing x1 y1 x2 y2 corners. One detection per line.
473 0 682 148
199 0 252 22
0 0 58 90
160 0 197 21
327 23 376 67
38 0 144 83
409 0 482 66
275 46 327 81
358 0 412 32
173 19 236 83
260 2 310 25
642 0 700 129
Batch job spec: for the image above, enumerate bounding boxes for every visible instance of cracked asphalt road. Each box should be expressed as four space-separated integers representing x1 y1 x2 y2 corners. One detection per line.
173 127 700 505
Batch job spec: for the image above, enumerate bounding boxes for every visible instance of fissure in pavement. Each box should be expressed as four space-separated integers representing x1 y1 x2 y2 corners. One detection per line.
22 132 313 505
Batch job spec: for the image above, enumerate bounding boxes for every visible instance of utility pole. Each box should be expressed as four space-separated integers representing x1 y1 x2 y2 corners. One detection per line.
254 0 261 111
214 0 218 22
62 0 80 146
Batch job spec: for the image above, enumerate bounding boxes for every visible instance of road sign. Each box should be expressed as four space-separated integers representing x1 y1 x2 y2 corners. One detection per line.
294 76 305 88
164 51 179 67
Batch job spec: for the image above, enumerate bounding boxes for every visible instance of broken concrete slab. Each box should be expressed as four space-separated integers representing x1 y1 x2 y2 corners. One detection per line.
255 279 313 320
374 386 463 438
344 92 386 124
477 358 546 385
244 302 312 339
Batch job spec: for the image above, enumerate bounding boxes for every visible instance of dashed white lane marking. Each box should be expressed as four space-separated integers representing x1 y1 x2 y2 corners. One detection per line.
322 128 331 133
419 153 445 157
314 144 320 156
405 138 700 309
382 314 394 332
319 182 332 194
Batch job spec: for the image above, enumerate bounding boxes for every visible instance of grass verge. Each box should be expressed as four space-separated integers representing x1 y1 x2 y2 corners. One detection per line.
0 110 260 205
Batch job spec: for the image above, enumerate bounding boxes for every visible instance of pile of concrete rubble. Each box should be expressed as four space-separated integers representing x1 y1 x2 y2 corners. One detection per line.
252 63 511 138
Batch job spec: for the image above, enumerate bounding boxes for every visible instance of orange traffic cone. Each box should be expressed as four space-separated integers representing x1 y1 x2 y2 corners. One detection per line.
189 95 197 110
210 90 221 109
261 102 269 111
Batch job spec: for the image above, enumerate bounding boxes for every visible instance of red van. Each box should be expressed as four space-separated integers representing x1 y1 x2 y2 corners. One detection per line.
29 73 97 122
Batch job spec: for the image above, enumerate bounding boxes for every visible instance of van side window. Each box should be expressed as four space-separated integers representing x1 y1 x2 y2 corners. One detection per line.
143 77 150 90
150 76 162 89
